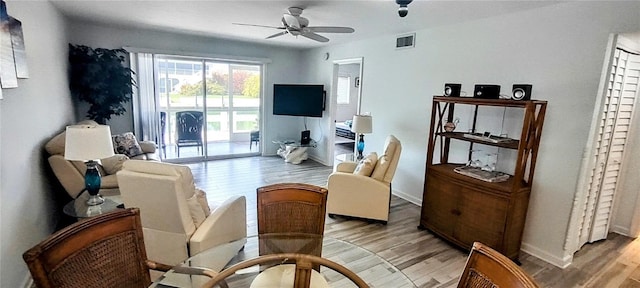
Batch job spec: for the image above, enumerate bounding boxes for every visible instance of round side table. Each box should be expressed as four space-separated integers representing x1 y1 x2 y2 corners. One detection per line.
335 153 355 163
63 193 123 219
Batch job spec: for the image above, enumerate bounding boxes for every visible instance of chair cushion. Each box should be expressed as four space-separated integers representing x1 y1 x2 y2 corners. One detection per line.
101 154 129 175
250 264 329 288
195 188 211 216
371 136 400 181
122 160 209 227
371 155 390 181
353 152 377 176
186 189 212 227
113 132 144 157
187 193 207 227
44 131 66 155
44 120 99 155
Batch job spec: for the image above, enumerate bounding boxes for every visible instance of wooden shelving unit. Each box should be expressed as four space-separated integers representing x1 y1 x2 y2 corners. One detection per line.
419 96 547 261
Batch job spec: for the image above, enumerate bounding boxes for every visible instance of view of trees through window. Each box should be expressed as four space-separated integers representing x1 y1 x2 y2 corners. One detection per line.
156 56 261 154
177 70 260 98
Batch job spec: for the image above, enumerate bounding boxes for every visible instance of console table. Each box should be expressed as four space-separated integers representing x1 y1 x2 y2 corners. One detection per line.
273 139 317 164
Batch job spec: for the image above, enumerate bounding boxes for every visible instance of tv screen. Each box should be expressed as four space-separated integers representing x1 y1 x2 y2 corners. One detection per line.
273 84 324 117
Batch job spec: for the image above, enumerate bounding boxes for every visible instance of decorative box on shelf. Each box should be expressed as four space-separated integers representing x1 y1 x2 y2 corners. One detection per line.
453 166 510 183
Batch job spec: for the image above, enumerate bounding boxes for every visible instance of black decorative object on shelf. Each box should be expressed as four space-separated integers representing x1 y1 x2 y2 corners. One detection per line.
512 84 533 101
444 83 461 97
473 84 501 99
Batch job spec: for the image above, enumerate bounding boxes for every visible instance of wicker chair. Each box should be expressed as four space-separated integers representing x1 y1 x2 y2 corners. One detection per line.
257 183 328 236
457 242 540 288
22 208 215 288
254 183 329 286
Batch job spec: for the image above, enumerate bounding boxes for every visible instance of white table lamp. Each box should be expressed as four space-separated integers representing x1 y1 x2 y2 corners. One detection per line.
351 115 372 160
64 124 115 205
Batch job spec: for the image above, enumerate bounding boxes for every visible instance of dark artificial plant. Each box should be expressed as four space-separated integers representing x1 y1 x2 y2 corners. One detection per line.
68 44 135 124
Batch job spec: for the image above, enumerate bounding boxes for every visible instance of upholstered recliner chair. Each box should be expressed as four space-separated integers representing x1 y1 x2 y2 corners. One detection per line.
116 160 247 270
327 135 402 224
45 120 159 199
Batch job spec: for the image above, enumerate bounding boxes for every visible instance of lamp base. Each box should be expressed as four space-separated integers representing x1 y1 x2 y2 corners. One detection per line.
84 160 104 206
86 194 105 206
356 134 365 160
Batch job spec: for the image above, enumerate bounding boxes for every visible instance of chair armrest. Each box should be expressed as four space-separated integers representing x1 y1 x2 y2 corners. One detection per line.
336 161 357 173
139 141 157 153
147 260 216 276
48 155 85 199
328 172 390 193
189 196 247 255
327 172 392 222
147 260 228 288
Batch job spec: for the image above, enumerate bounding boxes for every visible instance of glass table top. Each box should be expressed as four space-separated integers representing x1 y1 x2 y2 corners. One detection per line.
273 139 318 148
151 233 415 288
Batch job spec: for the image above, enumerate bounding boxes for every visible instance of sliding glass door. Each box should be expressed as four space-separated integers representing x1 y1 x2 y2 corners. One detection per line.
204 62 261 157
155 55 261 161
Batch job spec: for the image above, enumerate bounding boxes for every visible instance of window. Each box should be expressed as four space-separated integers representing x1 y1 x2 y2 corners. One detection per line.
337 76 350 104
158 78 179 93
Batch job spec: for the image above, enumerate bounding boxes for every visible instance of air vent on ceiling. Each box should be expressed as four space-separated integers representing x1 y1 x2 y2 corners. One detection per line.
396 33 415 49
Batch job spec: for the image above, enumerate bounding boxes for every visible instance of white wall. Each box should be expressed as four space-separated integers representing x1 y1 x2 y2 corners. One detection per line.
67 20 306 155
300 1 640 267
0 2 73 287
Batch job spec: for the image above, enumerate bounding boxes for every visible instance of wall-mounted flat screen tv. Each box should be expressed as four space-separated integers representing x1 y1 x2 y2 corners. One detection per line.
273 84 324 118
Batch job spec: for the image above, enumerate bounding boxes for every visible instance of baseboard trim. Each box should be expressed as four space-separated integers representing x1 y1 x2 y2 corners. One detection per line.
308 154 328 166
393 189 421 206
611 225 631 236
520 242 573 268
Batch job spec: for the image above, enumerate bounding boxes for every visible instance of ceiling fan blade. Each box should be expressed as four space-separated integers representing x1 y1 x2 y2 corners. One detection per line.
266 31 288 39
301 31 329 43
232 23 285 30
283 14 301 29
306 26 355 33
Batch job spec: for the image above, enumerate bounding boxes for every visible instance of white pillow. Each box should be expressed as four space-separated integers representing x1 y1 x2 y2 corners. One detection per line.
187 192 207 227
353 152 378 176
195 188 211 216
185 188 214 228
371 155 390 181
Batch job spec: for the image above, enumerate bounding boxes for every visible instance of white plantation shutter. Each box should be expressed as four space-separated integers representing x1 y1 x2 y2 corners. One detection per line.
578 48 640 245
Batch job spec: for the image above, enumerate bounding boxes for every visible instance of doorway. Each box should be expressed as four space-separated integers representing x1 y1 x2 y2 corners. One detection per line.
567 32 640 254
331 58 363 159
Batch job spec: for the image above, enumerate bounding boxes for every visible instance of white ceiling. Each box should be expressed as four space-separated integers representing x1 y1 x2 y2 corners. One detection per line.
51 0 563 49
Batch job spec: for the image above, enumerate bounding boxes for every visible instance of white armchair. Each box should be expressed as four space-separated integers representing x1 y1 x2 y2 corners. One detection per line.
116 160 247 269
327 135 402 224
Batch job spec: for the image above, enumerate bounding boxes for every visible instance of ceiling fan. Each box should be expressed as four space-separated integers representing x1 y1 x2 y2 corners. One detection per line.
233 7 355 43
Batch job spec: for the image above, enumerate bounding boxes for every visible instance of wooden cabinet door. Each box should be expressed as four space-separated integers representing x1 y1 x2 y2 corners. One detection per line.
454 187 509 250
422 173 459 236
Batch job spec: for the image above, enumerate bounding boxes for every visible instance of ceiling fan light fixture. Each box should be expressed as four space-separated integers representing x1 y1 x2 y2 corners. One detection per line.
235 6 354 43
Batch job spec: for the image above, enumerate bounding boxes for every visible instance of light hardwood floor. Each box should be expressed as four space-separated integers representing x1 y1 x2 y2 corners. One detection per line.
187 156 638 288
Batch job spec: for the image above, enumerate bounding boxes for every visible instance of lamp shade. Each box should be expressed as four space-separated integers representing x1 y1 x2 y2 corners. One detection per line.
351 115 372 134
64 124 115 161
